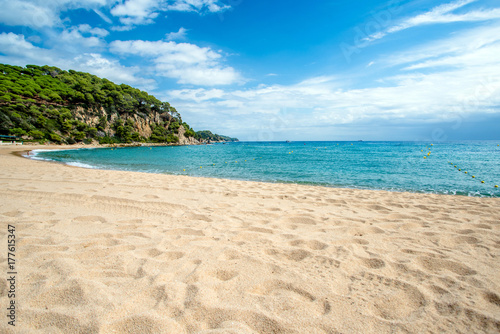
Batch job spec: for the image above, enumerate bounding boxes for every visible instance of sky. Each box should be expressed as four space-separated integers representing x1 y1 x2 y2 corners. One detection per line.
0 0 499 141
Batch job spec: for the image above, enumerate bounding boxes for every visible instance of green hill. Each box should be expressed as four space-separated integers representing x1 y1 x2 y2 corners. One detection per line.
0 63 237 145
196 130 238 142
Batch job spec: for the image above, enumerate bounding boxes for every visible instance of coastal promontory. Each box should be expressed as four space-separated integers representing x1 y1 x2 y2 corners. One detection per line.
0 63 237 145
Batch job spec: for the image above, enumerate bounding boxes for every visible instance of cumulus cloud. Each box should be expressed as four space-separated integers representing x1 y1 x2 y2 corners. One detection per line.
165 27 188 40
74 53 157 89
110 0 160 26
60 28 104 49
0 32 55 64
110 39 242 85
77 24 109 37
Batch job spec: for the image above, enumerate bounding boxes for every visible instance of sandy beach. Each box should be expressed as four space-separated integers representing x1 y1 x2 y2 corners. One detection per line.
1 145 499 333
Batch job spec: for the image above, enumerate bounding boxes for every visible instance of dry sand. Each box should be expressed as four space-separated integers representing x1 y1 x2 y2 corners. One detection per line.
0 145 499 333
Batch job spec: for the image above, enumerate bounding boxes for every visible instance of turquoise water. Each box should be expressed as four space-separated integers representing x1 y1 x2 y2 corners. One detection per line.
32 141 500 197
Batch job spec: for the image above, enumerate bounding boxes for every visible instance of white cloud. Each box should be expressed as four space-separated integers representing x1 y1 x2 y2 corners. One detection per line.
0 0 232 32
60 28 104 48
167 88 225 102
165 27 188 40
109 0 231 29
111 0 160 26
93 8 113 24
110 39 242 85
0 32 30 49
77 24 109 37
0 32 53 63
160 65 240 85
74 53 157 89
166 0 230 13
0 0 59 28
0 0 113 29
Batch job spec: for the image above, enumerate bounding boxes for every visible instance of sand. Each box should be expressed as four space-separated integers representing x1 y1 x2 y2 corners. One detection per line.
0 145 499 334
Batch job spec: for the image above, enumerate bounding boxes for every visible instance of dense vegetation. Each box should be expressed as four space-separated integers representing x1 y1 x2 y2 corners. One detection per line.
0 63 237 144
196 130 238 142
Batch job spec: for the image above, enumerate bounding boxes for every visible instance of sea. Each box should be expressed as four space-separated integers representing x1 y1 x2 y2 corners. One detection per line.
30 141 500 197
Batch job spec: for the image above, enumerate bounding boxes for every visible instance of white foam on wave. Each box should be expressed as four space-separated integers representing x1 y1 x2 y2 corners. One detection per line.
23 148 98 169
66 161 97 169
24 148 74 159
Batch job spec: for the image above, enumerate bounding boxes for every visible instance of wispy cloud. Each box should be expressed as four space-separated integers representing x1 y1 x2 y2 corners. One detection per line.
384 22 500 67
93 9 113 24
364 0 500 42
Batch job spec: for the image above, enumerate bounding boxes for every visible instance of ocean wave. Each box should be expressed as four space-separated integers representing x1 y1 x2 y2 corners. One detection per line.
65 161 97 169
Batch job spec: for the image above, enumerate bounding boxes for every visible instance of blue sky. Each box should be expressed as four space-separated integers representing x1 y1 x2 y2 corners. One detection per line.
1 0 499 141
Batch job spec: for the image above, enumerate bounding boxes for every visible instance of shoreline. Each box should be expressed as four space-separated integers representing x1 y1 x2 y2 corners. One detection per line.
1 144 499 333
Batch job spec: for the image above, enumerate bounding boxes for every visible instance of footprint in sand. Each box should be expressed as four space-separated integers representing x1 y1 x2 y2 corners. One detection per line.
265 248 312 262
473 223 492 230
483 291 500 308
102 315 183 333
156 252 185 261
1 210 22 217
147 248 163 257
249 279 332 317
416 256 477 276
73 215 107 223
217 249 243 261
349 272 426 321
251 279 316 302
352 238 369 245
23 310 97 333
248 227 274 234
286 216 317 225
453 235 479 244
208 269 239 281
367 204 392 213
359 257 386 269
165 228 205 236
289 239 329 250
